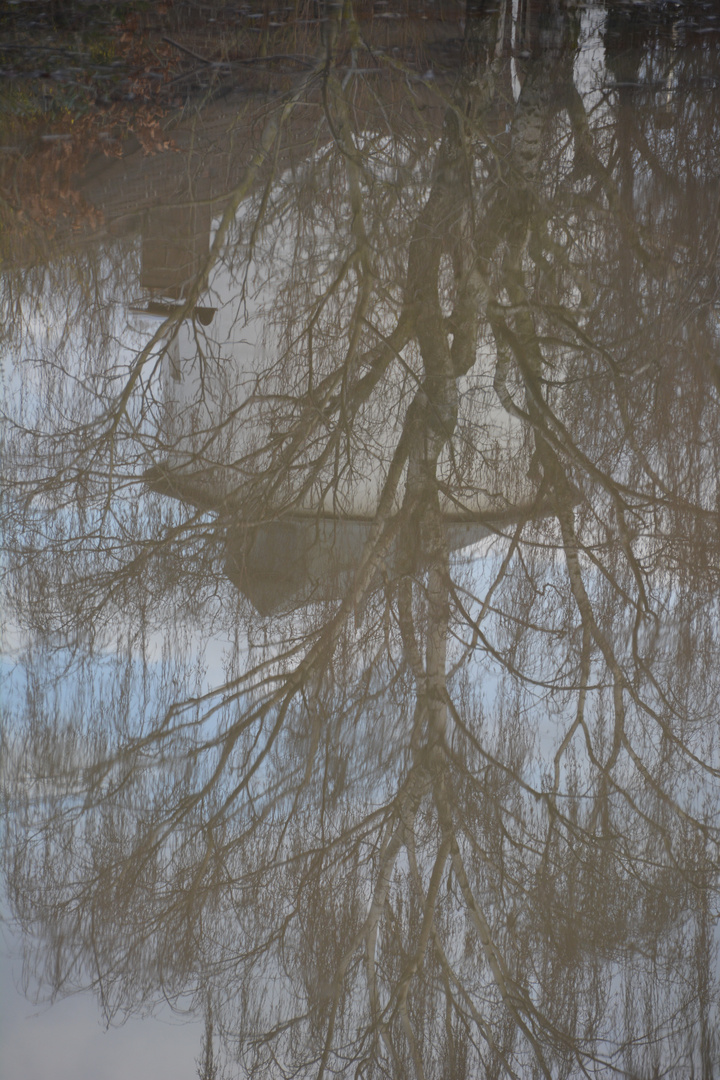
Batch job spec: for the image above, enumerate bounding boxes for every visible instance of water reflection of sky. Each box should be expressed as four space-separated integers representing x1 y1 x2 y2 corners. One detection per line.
0 951 203 1080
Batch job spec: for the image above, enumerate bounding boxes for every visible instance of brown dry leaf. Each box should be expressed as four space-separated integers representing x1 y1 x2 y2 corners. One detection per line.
133 119 175 155
100 139 123 159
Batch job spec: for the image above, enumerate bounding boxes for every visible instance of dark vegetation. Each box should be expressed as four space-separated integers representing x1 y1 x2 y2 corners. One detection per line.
1 0 716 250
0 0 463 252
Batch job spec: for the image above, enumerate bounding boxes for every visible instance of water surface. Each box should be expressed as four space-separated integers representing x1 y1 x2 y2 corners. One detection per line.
2 2 720 1077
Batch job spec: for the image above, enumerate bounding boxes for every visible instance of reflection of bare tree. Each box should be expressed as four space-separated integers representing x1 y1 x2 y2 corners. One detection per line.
3 2 720 1077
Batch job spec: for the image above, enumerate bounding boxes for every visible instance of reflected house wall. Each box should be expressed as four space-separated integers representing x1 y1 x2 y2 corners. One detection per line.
147 233 536 513
140 201 212 300
125 76 542 613
147 342 532 613
142 209 535 610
